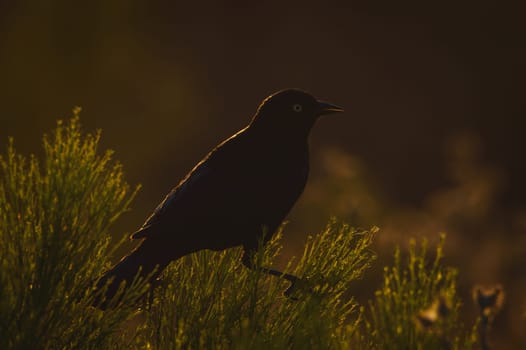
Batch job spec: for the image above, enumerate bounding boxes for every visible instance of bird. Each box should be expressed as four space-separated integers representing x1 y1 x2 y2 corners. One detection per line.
94 88 343 307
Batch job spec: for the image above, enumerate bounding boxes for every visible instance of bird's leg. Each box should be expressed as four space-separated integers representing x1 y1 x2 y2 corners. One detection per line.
241 250 299 297
258 267 298 284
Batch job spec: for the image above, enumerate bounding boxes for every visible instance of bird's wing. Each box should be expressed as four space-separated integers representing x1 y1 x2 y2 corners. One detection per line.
130 158 212 239
130 130 249 240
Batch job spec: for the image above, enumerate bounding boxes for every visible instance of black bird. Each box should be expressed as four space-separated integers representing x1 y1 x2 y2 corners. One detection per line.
95 89 343 306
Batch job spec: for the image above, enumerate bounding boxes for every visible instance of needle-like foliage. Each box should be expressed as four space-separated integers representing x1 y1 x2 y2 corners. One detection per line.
0 112 147 350
0 115 482 349
139 222 377 350
364 235 477 350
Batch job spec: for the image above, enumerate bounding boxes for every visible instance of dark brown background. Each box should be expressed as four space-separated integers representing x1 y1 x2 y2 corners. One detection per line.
1 1 525 348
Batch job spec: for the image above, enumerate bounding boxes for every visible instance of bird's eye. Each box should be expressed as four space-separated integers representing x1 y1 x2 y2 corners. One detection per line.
292 104 302 112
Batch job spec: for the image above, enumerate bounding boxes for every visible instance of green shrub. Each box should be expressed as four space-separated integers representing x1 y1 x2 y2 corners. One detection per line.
364 235 477 349
0 115 479 349
139 222 376 350
0 112 147 350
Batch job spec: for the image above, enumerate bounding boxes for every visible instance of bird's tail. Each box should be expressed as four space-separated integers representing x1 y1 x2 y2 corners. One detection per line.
93 240 170 309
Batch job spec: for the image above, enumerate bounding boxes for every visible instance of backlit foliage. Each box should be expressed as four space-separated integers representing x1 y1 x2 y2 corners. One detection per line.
0 116 479 349
0 113 147 349
140 222 376 350
364 235 477 349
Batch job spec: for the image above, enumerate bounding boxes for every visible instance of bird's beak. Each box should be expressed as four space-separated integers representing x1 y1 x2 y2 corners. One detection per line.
317 100 344 115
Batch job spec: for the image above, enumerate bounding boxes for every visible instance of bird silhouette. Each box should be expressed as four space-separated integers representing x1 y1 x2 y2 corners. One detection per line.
95 89 343 307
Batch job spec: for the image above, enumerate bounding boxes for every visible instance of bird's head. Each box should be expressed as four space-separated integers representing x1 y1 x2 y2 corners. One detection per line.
250 89 344 137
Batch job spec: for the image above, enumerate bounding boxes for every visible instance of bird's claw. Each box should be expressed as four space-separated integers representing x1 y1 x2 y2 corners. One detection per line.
283 276 313 300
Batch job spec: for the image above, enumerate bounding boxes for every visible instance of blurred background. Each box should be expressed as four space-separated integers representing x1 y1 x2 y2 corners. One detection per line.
1 0 524 347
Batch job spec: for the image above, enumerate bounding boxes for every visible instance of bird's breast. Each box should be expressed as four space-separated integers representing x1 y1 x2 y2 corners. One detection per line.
241 147 309 212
